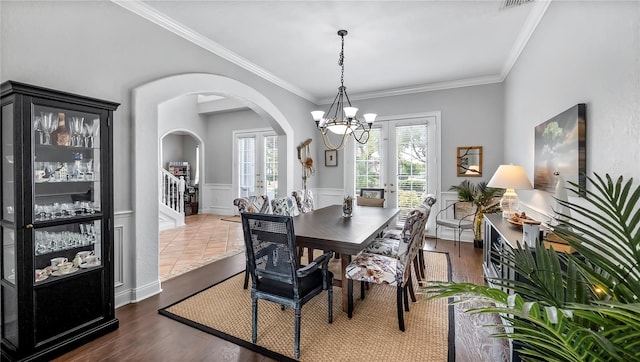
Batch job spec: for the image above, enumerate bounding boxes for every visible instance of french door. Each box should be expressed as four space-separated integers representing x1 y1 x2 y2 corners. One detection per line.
351 114 439 216
235 129 278 199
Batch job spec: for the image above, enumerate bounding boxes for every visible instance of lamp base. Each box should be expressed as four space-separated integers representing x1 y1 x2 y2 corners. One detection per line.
500 188 519 219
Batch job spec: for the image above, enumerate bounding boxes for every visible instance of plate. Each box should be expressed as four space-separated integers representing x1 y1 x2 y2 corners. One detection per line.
79 263 100 269
51 267 79 276
35 274 49 282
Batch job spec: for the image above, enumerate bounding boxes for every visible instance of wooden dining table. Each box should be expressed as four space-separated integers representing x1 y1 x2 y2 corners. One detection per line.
293 204 400 312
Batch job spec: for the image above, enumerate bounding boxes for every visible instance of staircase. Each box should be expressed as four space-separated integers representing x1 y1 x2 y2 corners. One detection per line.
159 168 185 231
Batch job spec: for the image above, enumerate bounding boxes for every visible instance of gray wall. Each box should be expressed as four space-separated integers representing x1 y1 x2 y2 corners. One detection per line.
314 83 505 191
0 0 317 212
162 134 183 168
204 109 268 184
503 1 640 216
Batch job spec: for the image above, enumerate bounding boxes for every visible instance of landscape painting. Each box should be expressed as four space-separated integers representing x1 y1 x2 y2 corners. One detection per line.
534 104 586 193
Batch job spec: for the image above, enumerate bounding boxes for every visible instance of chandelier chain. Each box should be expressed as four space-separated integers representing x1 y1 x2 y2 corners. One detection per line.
339 34 345 87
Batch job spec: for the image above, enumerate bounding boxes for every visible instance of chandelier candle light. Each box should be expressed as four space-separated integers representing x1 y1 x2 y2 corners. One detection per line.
486 164 533 218
311 30 376 151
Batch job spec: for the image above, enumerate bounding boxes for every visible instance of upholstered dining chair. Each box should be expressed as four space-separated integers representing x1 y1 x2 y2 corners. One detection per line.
291 189 316 262
435 200 474 257
241 212 333 359
233 195 273 215
291 189 315 213
271 196 300 217
378 195 437 280
345 206 429 331
233 195 273 289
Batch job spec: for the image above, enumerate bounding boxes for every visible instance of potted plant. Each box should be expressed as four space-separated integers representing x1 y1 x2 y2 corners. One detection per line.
449 180 502 248
430 173 640 360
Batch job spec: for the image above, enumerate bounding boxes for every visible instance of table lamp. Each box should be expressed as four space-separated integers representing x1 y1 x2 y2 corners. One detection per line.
487 164 533 218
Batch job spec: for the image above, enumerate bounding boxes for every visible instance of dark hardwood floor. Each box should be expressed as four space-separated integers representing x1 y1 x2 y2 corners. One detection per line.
55 238 507 362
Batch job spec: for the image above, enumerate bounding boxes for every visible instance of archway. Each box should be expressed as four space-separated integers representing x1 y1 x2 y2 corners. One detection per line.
132 73 294 301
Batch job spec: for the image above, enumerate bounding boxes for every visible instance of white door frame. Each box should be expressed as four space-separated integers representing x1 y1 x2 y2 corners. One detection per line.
232 127 277 201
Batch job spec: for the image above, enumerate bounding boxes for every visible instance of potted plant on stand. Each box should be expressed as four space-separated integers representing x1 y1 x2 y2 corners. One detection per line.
449 180 502 248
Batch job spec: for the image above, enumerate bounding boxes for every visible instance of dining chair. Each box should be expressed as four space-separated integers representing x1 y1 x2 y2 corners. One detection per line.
232 195 273 214
345 206 428 331
233 195 273 289
291 189 315 213
241 212 333 359
291 189 317 262
435 200 474 257
367 195 436 281
271 196 300 217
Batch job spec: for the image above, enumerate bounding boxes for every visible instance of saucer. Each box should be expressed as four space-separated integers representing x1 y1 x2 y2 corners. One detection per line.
79 263 100 269
35 273 49 282
52 267 79 276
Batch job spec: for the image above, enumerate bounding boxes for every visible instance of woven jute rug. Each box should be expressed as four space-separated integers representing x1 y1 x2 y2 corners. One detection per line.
160 251 454 361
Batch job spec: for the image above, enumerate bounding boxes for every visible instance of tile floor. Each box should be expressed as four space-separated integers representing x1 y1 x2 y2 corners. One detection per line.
159 214 245 281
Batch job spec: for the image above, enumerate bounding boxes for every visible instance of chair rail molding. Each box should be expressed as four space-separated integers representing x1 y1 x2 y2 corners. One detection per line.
314 188 344 209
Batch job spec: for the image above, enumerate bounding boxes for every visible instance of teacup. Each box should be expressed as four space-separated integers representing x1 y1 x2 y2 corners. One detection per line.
76 250 94 262
83 255 100 267
35 268 50 281
57 261 74 274
50 257 68 270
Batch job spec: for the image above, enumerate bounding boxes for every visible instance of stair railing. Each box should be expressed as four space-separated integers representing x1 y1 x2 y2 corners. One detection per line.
160 168 185 214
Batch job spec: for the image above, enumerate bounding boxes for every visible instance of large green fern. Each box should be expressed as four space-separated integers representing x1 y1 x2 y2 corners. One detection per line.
428 173 640 361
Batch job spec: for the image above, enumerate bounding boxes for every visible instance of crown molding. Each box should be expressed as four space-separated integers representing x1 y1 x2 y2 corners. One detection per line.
112 0 549 106
110 0 316 103
500 0 552 79
319 74 504 104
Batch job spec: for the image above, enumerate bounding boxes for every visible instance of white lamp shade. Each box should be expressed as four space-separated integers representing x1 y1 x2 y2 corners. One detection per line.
311 111 325 122
343 107 358 118
327 124 353 135
363 113 377 124
487 165 533 190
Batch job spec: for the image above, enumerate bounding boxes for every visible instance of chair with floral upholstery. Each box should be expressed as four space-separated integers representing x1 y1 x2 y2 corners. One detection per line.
241 212 333 359
376 194 437 280
233 195 273 214
233 195 273 289
271 196 300 217
291 189 315 213
345 206 429 331
291 189 316 262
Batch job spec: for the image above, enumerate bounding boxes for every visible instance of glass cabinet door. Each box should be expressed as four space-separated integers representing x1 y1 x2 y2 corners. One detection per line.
31 103 103 282
2 102 16 285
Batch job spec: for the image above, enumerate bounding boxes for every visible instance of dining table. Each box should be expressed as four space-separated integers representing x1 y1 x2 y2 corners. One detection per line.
293 204 400 312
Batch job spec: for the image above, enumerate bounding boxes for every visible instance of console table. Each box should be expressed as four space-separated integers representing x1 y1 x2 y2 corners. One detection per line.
482 213 576 362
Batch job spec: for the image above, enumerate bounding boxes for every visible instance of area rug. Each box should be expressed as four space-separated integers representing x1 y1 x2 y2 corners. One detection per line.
221 215 242 223
159 251 454 361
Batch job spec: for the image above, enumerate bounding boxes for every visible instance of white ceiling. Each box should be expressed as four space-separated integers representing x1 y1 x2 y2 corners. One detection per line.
115 0 549 104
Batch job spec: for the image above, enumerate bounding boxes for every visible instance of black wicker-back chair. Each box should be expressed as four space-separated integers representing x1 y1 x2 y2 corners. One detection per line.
241 212 333 359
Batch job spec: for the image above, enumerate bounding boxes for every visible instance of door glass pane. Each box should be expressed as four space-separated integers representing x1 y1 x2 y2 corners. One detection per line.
264 135 278 199
355 128 381 195
238 137 255 197
396 124 427 213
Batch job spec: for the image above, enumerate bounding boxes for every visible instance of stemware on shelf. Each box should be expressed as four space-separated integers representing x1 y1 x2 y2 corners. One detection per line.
69 117 84 147
40 112 58 145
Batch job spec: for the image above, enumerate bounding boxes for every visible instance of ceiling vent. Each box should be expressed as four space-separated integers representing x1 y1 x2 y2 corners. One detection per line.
502 0 534 9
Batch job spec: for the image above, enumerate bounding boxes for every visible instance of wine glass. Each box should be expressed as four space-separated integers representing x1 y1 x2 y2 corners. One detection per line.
70 117 84 147
86 118 99 148
40 112 57 145
34 116 44 144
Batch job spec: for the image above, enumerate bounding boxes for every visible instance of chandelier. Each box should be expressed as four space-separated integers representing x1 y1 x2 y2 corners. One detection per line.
311 30 376 151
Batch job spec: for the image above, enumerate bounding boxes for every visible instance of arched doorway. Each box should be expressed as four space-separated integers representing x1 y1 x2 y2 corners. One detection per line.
132 73 294 301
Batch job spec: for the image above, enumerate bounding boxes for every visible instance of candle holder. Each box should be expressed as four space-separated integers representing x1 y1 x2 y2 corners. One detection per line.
342 196 353 218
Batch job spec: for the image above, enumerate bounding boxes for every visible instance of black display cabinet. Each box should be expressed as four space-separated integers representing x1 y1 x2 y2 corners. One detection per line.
1 81 119 361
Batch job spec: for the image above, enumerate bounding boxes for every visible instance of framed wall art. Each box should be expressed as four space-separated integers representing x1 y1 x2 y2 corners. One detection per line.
325 149 338 167
534 103 586 193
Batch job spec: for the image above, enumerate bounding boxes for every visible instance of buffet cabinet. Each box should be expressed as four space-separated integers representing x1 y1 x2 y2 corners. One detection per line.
1 81 119 361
